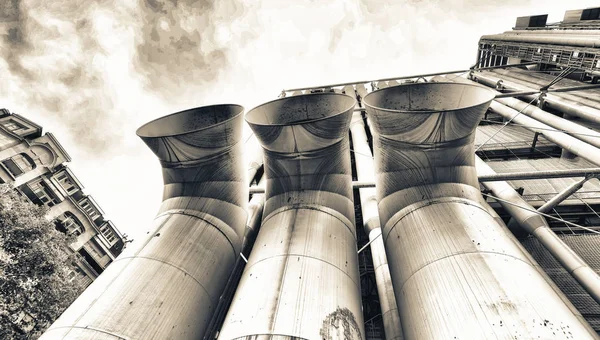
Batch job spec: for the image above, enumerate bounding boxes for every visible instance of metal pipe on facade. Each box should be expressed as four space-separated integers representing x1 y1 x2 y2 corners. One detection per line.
491 68 600 100
349 108 403 339
206 179 266 339
475 157 600 307
41 105 248 339
480 33 600 48
488 101 600 166
502 30 600 36
434 74 600 157
219 93 365 339
472 71 600 124
489 69 600 110
496 96 600 149
537 176 597 214
363 82 597 339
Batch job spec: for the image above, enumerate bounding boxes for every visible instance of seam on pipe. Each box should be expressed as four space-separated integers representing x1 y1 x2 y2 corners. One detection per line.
243 253 361 288
155 210 239 259
261 203 355 238
383 197 491 241
111 255 217 306
43 326 128 340
61 214 174 333
398 250 537 294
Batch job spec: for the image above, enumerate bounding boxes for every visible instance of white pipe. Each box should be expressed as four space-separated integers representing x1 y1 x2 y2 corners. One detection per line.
349 108 403 340
476 157 600 306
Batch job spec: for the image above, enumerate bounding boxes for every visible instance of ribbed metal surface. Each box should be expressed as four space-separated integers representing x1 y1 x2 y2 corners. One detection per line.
520 234 600 332
219 93 365 340
364 82 598 339
41 105 248 340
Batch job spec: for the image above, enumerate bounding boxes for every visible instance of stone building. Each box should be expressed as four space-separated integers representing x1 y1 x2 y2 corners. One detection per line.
0 108 125 288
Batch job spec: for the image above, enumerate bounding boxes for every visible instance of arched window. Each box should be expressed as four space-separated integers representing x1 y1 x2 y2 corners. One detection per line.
57 212 85 237
1 153 36 177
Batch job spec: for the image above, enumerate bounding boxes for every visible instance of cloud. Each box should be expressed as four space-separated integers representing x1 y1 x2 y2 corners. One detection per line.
133 0 247 99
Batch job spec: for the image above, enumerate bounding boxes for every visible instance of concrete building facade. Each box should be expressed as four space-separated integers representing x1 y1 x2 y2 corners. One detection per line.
0 108 125 289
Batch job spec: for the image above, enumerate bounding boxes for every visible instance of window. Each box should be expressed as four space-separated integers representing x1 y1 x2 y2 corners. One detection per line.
99 223 117 245
1 153 35 177
79 198 100 221
2 120 27 134
58 212 85 236
55 171 78 195
29 179 60 207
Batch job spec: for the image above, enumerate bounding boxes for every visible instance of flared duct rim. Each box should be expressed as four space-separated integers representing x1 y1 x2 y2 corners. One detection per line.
245 92 356 127
136 104 244 138
363 82 496 114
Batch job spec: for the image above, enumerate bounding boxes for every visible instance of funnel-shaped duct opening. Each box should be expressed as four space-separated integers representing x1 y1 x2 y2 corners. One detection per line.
246 93 355 152
364 83 496 224
364 82 495 144
137 104 244 164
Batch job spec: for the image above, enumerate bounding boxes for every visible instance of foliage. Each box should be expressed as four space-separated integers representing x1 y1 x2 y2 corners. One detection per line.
0 184 83 339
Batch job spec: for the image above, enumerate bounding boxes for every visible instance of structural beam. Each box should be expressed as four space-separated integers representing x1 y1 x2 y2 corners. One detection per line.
248 168 600 193
283 62 538 93
538 176 597 214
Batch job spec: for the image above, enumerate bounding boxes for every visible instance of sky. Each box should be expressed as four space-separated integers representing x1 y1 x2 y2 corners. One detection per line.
1 0 599 243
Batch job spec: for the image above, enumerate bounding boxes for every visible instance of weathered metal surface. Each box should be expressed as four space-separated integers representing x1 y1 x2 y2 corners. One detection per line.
218 93 365 340
363 82 598 339
349 108 403 339
40 105 248 340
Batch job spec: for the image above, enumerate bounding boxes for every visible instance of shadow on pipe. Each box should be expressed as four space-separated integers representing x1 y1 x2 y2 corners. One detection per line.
40 105 248 340
363 82 598 339
218 93 365 339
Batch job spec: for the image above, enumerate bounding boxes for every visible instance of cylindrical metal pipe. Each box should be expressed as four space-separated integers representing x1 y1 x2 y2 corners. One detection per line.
476 157 600 307
491 68 600 103
41 105 248 339
349 110 403 340
488 101 600 166
363 82 598 339
496 96 600 149
435 74 600 166
489 69 600 110
480 33 600 48
472 71 600 124
537 176 594 214
206 179 266 340
219 93 365 339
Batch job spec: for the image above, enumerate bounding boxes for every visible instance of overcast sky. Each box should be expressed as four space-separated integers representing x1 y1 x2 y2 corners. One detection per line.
1 0 599 243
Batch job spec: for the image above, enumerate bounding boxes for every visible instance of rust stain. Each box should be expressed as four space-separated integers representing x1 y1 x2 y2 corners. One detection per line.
319 307 362 340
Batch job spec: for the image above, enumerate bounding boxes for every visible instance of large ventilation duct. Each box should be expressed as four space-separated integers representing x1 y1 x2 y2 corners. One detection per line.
363 82 598 339
40 105 248 339
218 93 365 339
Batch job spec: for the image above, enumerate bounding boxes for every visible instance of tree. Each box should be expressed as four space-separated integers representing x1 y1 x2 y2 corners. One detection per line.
0 184 83 339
